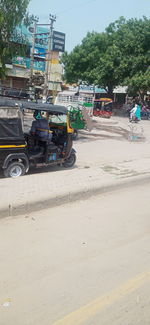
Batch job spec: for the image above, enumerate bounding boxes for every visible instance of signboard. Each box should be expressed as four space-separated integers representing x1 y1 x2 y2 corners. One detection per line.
12 56 45 72
11 25 65 73
26 58 45 72
12 56 27 67
12 25 49 49
33 47 46 59
52 31 65 52
12 25 65 52
34 27 48 48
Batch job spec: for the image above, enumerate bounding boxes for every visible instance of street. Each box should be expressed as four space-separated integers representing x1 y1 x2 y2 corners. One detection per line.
1 3 150 324
0 182 150 325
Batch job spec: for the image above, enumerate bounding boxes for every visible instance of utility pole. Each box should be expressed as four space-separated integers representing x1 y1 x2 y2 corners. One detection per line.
30 17 38 84
43 14 56 102
29 17 39 99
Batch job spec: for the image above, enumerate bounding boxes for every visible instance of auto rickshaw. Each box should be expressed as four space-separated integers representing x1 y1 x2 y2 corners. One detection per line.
68 104 93 140
0 98 76 178
93 98 113 118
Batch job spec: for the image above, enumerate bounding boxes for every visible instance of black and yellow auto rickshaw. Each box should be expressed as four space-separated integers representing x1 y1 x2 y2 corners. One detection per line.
0 98 76 178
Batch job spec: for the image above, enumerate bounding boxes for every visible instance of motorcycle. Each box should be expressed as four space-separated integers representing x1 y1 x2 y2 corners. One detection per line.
129 114 140 123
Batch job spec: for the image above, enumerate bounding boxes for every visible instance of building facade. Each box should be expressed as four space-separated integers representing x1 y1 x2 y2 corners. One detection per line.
0 24 63 99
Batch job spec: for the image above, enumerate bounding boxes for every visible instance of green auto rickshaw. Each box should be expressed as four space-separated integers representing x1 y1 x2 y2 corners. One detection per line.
68 103 93 140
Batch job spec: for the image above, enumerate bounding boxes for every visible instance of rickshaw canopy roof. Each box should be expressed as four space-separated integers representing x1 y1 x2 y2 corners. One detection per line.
94 98 113 102
0 98 67 115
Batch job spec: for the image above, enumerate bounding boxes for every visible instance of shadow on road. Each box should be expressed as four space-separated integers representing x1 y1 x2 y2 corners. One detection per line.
77 118 145 143
0 164 78 179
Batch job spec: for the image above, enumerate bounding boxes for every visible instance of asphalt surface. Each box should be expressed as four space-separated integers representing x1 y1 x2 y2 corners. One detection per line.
0 182 150 325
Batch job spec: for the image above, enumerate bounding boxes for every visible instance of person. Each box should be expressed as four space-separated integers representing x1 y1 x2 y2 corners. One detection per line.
130 105 137 121
31 110 52 141
135 101 141 120
129 101 141 122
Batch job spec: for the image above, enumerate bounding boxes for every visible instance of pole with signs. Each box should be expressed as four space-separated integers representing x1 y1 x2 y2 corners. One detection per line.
43 14 56 102
30 18 38 84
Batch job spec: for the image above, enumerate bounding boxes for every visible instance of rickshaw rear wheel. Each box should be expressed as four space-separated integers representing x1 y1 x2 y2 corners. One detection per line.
4 161 26 178
63 152 76 168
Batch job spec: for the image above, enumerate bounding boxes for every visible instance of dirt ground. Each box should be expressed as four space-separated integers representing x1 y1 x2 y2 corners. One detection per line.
74 116 150 174
78 116 146 142
1 115 150 218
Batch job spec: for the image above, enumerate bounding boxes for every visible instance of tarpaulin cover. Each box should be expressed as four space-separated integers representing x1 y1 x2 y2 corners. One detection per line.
0 107 19 118
0 118 24 140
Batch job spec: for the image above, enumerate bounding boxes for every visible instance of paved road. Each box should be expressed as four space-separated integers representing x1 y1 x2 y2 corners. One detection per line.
0 183 150 325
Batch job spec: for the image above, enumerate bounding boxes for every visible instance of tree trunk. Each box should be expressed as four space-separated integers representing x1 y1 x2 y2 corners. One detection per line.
107 85 114 99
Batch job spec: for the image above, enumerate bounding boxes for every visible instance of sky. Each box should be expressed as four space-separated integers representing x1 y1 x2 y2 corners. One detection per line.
28 0 150 52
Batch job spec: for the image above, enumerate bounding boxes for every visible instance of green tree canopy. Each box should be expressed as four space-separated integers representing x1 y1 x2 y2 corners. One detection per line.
0 0 31 77
62 17 150 96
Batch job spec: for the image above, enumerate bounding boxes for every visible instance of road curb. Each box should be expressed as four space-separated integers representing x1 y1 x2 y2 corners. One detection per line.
1 174 150 218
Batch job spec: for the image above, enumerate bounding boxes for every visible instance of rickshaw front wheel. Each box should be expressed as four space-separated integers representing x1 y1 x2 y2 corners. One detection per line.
63 152 76 168
4 162 26 178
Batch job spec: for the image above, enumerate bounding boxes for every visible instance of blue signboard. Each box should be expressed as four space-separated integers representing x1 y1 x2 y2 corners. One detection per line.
26 58 45 71
12 56 45 72
11 25 65 72
11 25 47 72
33 47 46 59
12 25 65 52
12 25 49 49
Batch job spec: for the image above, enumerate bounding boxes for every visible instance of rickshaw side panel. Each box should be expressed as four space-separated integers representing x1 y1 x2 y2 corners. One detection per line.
0 104 29 174
2 152 29 170
0 146 29 172
93 110 112 118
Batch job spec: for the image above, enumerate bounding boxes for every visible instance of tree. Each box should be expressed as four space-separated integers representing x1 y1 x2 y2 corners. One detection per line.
106 16 150 95
126 68 150 98
62 32 110 88
0 0 31 77
62 17 150 96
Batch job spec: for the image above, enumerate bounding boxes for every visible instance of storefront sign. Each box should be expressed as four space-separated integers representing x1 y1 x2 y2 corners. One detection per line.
12 25 49 49
12 56 45 72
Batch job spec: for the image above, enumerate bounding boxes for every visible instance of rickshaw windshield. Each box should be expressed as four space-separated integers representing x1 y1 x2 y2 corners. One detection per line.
49 114 67 124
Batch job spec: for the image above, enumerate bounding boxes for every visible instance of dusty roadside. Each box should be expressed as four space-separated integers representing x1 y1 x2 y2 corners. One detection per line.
0 116 150 218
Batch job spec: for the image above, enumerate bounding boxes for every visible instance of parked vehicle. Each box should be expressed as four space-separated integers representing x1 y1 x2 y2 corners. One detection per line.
93 98 113 118
141 108 150 120
0 98 76 178
55 91 93 110
55 91 93 139
68 104 93 140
